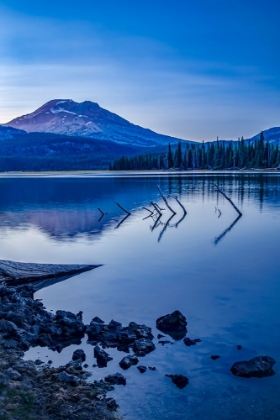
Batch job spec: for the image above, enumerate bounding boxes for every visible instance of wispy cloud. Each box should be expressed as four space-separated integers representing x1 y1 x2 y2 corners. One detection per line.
0 7 279 140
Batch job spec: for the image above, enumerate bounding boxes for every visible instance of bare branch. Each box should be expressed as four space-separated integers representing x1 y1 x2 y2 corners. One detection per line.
214 184 242 216
115 214 130 229
214 214 242 245
157 185 176 214
151 201 162 216
115 202 131 215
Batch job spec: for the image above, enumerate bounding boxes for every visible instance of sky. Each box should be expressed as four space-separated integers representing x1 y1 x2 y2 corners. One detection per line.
0 0 279 141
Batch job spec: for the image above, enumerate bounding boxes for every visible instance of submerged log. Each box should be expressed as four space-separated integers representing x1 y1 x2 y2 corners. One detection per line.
0 260 99 286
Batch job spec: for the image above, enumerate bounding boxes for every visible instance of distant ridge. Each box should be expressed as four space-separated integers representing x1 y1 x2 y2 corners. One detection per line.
4 99 192 147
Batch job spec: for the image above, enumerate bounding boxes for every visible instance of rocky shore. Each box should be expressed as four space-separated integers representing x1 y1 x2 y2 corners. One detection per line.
0 284 121 420
0 284 276 419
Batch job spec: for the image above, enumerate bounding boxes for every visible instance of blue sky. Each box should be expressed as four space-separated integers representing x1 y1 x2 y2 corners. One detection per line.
0 0 279 140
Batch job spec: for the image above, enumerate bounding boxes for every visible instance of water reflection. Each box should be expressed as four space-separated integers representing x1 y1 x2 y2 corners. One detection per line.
0 174 279 243
2 174 280 420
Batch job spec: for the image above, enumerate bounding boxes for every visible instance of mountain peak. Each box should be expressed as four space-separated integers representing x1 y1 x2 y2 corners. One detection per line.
4 99 188 147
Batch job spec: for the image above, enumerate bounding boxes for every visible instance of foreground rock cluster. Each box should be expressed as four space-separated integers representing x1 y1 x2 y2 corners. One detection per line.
0 286 277 418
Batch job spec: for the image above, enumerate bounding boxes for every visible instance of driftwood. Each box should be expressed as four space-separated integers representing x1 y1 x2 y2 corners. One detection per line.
115 202 131 215
214 184 242 216
115 214 130 229
151 202 162 216
214 215 242 245
158 214 176 242
98 208 105 222
0 260 100 287
151 213 162 231
168 195 187 216
143 206 153 215
157 185 176 215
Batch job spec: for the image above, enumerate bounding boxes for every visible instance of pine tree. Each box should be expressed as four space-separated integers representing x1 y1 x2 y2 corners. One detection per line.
167 143 174 168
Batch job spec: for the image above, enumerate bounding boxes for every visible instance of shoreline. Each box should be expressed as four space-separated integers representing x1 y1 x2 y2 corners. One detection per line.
0 169 279 178
0 284 121 420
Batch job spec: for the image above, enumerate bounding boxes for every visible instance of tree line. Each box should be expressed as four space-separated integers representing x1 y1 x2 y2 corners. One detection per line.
110 132 280 170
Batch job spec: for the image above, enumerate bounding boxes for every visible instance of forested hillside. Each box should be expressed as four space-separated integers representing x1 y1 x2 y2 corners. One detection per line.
111 133 280 170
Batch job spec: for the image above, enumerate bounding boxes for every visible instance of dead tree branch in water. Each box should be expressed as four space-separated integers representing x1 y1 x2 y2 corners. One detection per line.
151 202 162 216
115 202 131 215
157 185 176 215
143 207 153 215
151 213 162 231
214 184 242 216
153 202 165 213
115 214 130 229
158 213 176 242
98 208 105 222
214 214 242 245
168 195 187 216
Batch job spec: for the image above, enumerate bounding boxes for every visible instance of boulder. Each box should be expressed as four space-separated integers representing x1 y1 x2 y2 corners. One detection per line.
94 346 113 367
231 356 276 378
166 374 189 389
72 349 86 362
104 373 126 386
133 338 156 356
137 366 147 373
156 310 187 340
119 355 139 370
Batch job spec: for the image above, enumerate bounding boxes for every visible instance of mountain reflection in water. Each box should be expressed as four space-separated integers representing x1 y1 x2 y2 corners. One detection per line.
0 174 279 242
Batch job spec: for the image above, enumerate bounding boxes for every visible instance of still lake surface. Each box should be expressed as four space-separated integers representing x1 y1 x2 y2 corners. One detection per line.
0 173 280 419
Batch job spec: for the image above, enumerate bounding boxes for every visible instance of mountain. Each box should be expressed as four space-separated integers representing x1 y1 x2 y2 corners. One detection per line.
249 127 280 144
4 99 191 147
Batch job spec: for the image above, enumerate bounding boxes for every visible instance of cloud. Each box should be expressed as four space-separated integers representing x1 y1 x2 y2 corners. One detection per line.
0 7 279 140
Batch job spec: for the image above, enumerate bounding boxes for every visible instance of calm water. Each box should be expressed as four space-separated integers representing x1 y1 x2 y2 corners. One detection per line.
1 173 280 419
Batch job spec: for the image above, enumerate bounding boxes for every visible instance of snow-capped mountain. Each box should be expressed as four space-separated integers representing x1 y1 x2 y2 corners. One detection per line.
4 99 190 147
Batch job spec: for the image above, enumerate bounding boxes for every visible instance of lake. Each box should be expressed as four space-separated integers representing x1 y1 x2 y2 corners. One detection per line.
0 173 280 419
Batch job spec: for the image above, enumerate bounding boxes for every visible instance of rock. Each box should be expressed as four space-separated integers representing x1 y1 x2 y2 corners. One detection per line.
210 355 220 360
57 371 79 386
86 318 153 350
119 354 139 370
86 321 104 340
231 356 276 378
156 310 187 340
157 333 165 339
84 363 88 368
183 337 201 347
166 374 189 389
133 338 156 356
137 366 147 373
55 310 85 340
5 368 22 381
104 373 126 385
72 349 86 362
148 366 156 371
237 345 242 350
94 346 113 367
106 397 118 410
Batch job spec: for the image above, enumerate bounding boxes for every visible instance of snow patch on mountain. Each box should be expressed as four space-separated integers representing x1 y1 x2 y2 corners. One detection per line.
4 99 190 147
